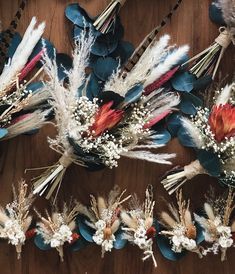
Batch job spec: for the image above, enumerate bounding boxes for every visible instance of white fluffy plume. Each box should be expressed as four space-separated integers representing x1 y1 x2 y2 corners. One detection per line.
121 150 175 165
216 83 234 105
144 45 189 88
0 17 45 92
105 35 171 96
181 117 204 148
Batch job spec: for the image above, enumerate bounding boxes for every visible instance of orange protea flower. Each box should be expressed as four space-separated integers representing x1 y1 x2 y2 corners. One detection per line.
90 101 124 137
208 104 235 142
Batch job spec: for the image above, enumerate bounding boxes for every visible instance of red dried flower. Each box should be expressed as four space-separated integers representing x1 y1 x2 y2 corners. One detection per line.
90 101 123 137
208 104 235 142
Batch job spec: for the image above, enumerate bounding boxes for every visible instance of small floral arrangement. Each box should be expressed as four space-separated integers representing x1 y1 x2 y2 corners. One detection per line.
194 188 235 261
34 202 81 261
161 83 235 194
0 181 34 259
158 190 203 259
32 28 189 199
121 186 157 267
76 185 131 257
0 17 51 140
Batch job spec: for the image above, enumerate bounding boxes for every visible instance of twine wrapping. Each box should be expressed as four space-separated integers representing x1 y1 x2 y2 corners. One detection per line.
184 160 207 180
215 27 235 48
59 152 73 168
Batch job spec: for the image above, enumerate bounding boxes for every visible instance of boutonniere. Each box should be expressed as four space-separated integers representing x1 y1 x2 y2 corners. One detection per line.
121 186 157 267
161 83 235 194
34 202 81 261
32 29 184 199
76 186 131 257
194 188 235 261
0 17 51 140
0 181 34 259
157 190 204 261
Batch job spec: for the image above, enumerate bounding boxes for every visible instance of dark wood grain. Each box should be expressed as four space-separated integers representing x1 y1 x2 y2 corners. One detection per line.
0 0 234 273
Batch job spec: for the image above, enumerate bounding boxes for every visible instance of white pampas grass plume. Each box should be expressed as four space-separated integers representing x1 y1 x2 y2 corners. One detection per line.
216 83 234 105
193 213 208 228
148 92 180 118
144 45 189 88
121 212 138 229
5 109 50 139
204 203 215 221
24 87 50 110
105 35 170 96
161 212 176 228
0 17 45 92
69 30 95 95
181 117 204 148
121 151 175 165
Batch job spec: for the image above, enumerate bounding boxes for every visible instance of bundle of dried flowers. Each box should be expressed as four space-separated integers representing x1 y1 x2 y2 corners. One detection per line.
121 186 157 267
34 201 81 261
32 29 187 199
181 0 235 80
0 181 34 259
77 185 131 257
194 188 235 261
0 17 50 140
161 82 235 194
159 190 202 257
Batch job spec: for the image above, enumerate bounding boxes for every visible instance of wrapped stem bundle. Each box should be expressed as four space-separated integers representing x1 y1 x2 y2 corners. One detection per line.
161 83 235 194
93 0 127 34
0 181 34 259
0 17 50 140
35 201 81 261
159 190 202 257
32 30 185 199
182 27 234 80
76 185 131 257
181 0 235 80
121 186 157 267
194 188 235 261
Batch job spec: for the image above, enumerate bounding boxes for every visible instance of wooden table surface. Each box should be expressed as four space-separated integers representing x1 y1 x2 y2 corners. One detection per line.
0 0 234 273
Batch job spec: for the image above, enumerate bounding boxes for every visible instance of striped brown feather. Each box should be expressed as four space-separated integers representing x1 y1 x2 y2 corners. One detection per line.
122 0 183 73
0 0 28 72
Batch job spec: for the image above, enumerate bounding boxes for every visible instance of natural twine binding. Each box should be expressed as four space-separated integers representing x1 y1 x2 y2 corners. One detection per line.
59 152 73 168
184 160 207 180
215 27 233 49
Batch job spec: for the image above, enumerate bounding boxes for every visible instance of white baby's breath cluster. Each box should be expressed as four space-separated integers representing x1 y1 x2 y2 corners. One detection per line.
170 225 197 253
120 101 152 145
68 96 98 140
92 220 116 252
1 220 26 246
202 216 234 255
132 219 153 251
37 214 73 248
192 108 235 164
